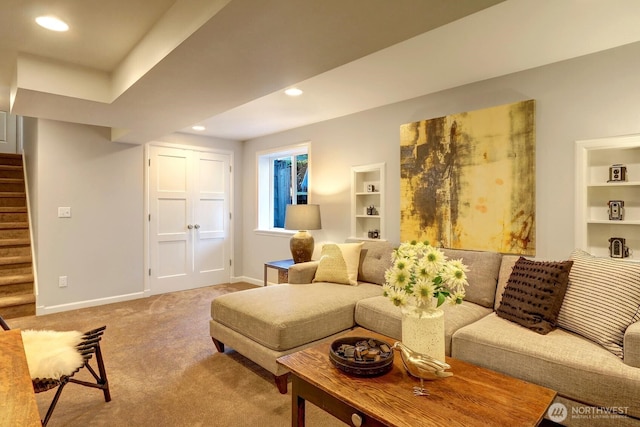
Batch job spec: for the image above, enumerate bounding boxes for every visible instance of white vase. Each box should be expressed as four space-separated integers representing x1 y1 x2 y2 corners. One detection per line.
401 306 446 362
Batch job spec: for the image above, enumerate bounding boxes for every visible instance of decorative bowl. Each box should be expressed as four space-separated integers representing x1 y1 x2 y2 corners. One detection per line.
329 336 394 377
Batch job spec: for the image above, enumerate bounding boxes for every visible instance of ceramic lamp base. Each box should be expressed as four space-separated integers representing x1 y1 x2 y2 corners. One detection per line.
290 230 314 263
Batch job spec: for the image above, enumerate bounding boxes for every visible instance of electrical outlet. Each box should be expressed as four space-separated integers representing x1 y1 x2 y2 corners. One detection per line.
58 207 71 218
58 276 68 288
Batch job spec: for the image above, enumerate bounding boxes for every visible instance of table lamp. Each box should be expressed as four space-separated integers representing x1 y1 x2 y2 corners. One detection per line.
284 204 321 263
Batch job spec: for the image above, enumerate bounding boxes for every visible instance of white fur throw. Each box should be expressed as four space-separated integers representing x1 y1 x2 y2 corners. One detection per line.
21 329 84 380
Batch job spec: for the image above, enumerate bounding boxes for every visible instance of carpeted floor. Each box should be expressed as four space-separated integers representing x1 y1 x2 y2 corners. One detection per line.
7 283 346 427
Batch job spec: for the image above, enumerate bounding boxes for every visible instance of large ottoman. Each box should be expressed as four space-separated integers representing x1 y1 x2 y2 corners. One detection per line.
210 281 382 393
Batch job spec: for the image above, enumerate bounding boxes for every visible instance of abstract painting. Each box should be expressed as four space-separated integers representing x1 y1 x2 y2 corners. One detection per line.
400 100 535 255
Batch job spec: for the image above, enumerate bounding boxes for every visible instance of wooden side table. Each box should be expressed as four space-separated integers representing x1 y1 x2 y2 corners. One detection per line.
264 259 295 286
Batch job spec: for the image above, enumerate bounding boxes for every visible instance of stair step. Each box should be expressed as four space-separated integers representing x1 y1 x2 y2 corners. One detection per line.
0 222 28 229
0 293 35 308
0 274 33 286
0 168 24 180
0 207 27 213
0 154 23 167
0 245 31 257
0 197 26 208
0 244 29 257
0 213 27 222
0 303 35 319
0 192 26 198
0 238 30 247
0 228 29 239
0 255 32 266
0 184 25 193
0 264 33 276
0 293 36 319
0 280 32 298
0 175 25 188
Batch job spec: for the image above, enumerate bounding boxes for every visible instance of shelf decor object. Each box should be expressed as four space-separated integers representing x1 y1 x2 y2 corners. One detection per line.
609 237 630 258
284 204 321 263
608 200 625 220
608 164 627 182
575 134 640 261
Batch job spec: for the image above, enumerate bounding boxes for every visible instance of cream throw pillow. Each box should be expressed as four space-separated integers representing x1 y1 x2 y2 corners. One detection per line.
313 242 364 285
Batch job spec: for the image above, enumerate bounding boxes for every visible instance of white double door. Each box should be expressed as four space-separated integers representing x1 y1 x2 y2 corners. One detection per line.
148 145 231 295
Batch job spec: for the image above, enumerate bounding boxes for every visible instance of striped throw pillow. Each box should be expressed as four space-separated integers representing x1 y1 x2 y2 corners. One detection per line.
556 249 640 358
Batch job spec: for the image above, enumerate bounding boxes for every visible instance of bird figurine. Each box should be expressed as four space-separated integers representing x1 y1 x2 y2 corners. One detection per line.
392 341 453 396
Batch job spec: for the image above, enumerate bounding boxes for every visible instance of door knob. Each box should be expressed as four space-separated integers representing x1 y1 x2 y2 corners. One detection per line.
194 224 200 229
187 224 193 229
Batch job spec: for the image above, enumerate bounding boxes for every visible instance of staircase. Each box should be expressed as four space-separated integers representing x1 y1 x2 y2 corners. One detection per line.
0 153 35 319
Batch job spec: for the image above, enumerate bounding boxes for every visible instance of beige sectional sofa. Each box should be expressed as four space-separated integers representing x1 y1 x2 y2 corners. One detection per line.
210 241 640 426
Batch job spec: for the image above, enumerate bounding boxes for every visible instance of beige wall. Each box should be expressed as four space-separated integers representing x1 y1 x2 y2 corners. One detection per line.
24 120 243 313
241 41 640 282
22 40 640 309
27 120 144 312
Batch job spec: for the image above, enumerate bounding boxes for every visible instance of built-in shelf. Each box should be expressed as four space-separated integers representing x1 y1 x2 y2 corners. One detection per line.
587 220 640 225
576 134 640 261
587 181 640 187
350 163 385 241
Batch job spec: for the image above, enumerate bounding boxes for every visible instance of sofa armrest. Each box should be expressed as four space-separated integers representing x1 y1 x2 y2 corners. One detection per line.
287 261 319 284
624 321 640 367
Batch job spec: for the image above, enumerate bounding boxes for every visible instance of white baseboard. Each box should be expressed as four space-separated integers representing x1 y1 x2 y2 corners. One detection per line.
36 290 148 316
36 277 265 315
232 276 264 287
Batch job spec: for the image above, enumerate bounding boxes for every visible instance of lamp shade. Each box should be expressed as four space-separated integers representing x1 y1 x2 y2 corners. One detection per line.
284 204 321 231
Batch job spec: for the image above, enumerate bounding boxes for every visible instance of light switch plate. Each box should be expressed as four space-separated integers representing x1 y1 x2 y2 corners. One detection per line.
58 207 71 218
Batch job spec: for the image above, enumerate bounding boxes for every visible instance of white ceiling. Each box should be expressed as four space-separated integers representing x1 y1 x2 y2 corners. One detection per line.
2 0 640 144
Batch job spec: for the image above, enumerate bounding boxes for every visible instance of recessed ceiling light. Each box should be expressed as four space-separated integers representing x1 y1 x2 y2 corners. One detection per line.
284 88 303 97
35 16 69 32
192 125 206 131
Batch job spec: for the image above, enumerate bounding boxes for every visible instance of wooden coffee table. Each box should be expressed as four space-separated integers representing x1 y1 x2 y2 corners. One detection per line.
277 328 556 427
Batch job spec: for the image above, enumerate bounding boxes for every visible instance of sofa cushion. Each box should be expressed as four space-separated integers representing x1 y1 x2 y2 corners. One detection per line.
287 260 319 284
625 321 640 368
494 255 519 310
496 257 573 335
355 295 492 356
357 240 394 285
452 313 640 418
557 249 640 358
313 242 363 285
211 282 382 351
440 248 502 308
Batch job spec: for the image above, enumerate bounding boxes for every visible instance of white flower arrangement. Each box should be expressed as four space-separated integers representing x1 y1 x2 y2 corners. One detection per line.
383 241 469 312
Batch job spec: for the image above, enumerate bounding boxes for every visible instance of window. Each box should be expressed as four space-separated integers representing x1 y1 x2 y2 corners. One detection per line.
257 143 309 231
